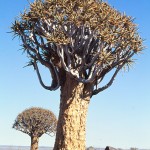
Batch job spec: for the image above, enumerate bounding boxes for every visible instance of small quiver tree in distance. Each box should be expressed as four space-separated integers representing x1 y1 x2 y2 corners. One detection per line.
12 107 57 150
11 0 144 150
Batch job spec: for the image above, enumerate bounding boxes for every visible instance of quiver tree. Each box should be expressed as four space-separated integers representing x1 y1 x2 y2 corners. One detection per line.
11 0 143 150
13 107 57 150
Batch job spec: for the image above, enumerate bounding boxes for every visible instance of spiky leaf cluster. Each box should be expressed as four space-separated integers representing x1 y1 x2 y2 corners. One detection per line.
13 107 57 137
11 0 143 96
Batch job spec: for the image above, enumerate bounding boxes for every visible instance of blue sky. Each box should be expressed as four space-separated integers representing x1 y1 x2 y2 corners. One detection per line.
0 0 150 149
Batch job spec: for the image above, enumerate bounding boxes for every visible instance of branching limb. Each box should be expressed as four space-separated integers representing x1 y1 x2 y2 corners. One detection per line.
57 45 70 72
92 66 121 96
92 52 135 96
33 60 59 91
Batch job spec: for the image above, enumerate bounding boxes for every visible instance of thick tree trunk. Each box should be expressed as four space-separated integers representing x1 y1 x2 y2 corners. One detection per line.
54 74 92 150
30 136 39 150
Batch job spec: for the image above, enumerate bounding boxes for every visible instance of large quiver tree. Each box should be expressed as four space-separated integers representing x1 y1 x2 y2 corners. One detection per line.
13 107 57 150
11 0 143 150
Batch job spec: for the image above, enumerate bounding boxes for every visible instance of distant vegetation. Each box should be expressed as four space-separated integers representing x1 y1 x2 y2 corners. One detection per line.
12 107 57 150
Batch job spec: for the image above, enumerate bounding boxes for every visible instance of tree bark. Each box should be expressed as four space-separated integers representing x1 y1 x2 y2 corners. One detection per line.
54 74 92 150
30 136 39 150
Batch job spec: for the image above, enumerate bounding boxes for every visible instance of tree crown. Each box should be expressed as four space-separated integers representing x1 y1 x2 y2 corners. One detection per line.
11 0 144 96
13 107 57 137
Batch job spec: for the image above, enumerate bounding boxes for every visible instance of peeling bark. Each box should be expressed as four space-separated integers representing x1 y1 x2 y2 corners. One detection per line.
30 136 39 150
54 74 92 150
